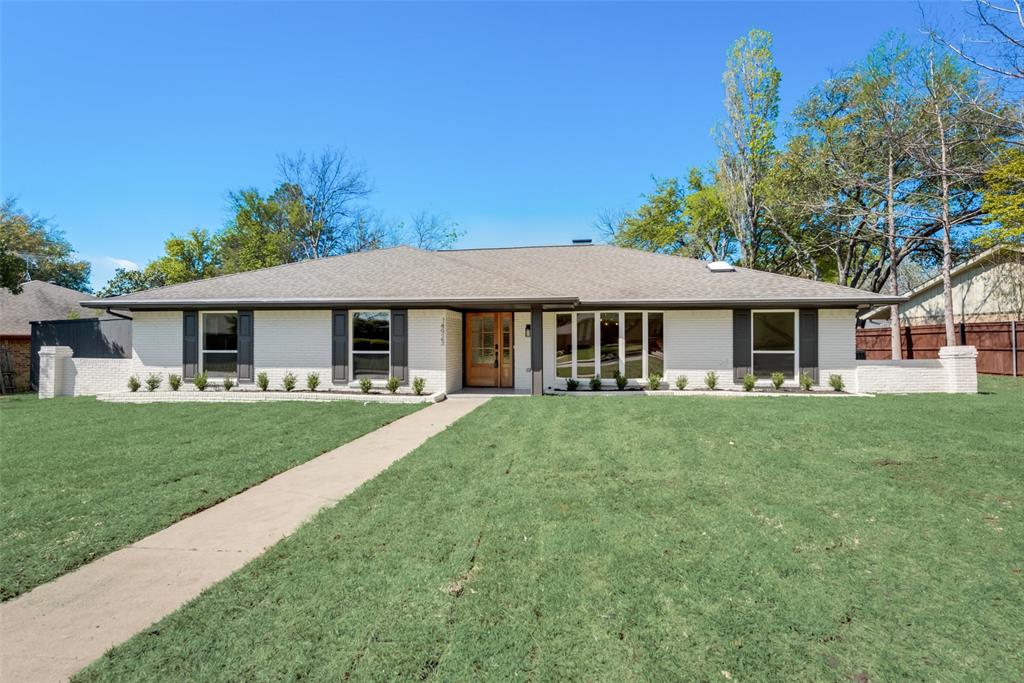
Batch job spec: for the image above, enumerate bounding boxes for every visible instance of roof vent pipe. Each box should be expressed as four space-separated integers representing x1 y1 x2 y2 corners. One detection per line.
571 238 592 245
706 261 735 272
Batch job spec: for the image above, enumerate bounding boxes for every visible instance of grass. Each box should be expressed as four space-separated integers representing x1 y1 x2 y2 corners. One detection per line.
0 396 422 601
76 376 1023 681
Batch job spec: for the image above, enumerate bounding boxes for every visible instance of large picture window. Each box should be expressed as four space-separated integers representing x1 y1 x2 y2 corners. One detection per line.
752 310 797 379
556 311 663 382
202 312 237 377
352 311 390 379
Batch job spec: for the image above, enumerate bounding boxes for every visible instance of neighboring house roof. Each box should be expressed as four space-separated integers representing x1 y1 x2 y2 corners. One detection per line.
83 244 904 310
862 244 1024 320
1 280 101 337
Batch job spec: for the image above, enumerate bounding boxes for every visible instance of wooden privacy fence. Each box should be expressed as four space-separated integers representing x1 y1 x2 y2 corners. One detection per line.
29 317 132 389
857 321 1022 376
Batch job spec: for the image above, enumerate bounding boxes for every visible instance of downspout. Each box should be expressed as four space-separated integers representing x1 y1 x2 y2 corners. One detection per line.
104 308 133 320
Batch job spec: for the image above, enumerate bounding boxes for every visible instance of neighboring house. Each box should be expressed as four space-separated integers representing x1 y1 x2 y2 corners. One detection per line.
80 244 903 395
0 281 100 391
862 245 1024 326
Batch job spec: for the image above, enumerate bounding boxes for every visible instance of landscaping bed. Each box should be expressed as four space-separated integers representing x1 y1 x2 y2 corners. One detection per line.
76 375 1023 681
0 395 422 600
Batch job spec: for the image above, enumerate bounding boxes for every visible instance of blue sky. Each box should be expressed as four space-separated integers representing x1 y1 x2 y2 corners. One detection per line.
3 1 937 290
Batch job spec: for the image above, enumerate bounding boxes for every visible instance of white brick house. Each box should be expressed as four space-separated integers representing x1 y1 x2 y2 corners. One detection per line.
46 244 976 397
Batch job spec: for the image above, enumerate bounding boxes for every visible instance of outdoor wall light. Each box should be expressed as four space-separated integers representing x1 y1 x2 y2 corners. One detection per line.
525 324 531 338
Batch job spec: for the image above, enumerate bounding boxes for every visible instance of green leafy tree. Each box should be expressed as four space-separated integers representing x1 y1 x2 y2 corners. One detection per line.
97 267 166 298
977 148 1024 247
146 228 221 285
715 29 782 268
217 189 294 274
0 198 91 293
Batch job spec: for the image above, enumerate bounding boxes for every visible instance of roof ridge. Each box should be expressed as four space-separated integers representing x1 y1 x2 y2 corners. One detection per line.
427 249 564 298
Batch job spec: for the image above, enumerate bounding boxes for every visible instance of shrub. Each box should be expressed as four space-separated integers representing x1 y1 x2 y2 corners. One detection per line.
193 371 208 392
742 373 756 392
282 372 297 392
127 375 141 392
799 372 814 391
675 375 688 391
829 374 845 392
614 372 628 390
359 377 372 394
256 371 269 391
704 370 718 390
306 371 320 391
386 376 400 394
565 378 579 391
145 373 162 392
647 373 662 391
222 376 234 391
589 376 602 391
770 372 785 390
412 376 426 396
168 374 182 391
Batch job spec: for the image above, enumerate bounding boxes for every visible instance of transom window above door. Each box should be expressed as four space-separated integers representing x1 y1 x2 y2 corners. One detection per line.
555 311 663 380
752 310 797 379
201 312 237 377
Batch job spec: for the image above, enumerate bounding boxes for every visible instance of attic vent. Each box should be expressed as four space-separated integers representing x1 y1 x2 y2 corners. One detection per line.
571 238 592 245
706 261 735 272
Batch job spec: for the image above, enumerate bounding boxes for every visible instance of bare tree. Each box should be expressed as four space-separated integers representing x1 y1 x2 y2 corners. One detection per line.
406 211 463 250
276 149 372 258
925 0 1024 81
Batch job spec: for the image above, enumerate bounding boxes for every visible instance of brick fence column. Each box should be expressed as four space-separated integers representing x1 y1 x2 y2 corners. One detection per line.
939 345 978 394
37 346 72 399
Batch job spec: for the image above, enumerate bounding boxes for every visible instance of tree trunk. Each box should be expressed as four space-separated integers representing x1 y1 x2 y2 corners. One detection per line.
887 149 902 360
934 104 956 346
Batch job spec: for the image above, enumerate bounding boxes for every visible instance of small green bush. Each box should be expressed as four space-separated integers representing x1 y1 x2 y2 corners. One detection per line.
675 375 688 391
306 371 320 391
282 372 297 392
829 374 845 392
222 376 234 391
386 376 400 394
359 377 372 394
742 373 756 392
127 375 141 392
145 373 162 392
647 373 662 391
565 378 579 391
704 370 718 390
168 374 182 391
770 372 785 390
589 376 602 391
412 377 426 396
193 371 208 392
256 371 269 391
614 372 628 390
799 372 814 391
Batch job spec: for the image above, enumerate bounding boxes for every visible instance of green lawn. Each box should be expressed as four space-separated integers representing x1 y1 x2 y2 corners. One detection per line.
76 376 1023 681
0 396 422 601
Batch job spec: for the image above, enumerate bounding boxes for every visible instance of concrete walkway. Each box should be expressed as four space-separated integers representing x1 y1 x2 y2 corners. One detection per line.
0 397 489 682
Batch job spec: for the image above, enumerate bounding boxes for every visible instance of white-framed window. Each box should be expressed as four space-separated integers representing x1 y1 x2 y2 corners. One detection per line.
200 311 238 378
351 310 390 380
555 311 664 381
751 310 798 380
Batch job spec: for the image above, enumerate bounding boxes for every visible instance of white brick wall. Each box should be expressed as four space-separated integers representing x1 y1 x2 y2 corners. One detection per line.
38 346 132 397
443 310 462 394
663 309 738 389
542 312 556 390
514 311 531 392
131 310 183 378
408 309 447 394
855 346 978 394
253 310 332 389
818 308 859 392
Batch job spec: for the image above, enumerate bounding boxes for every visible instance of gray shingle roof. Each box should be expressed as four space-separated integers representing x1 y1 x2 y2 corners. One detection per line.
1 281 101 337
84 244 903 310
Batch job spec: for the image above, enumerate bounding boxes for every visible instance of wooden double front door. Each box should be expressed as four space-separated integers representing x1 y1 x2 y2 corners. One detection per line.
465 312 514 387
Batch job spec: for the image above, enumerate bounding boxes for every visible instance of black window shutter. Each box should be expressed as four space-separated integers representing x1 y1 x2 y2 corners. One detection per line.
332 310 348 384
183 311 198 381
391 309 408 384
733 308 751 382
236 310 254 383
799 309 819 383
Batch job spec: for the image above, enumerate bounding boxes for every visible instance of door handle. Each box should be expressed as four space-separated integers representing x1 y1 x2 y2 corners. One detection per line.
494 343 499 368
